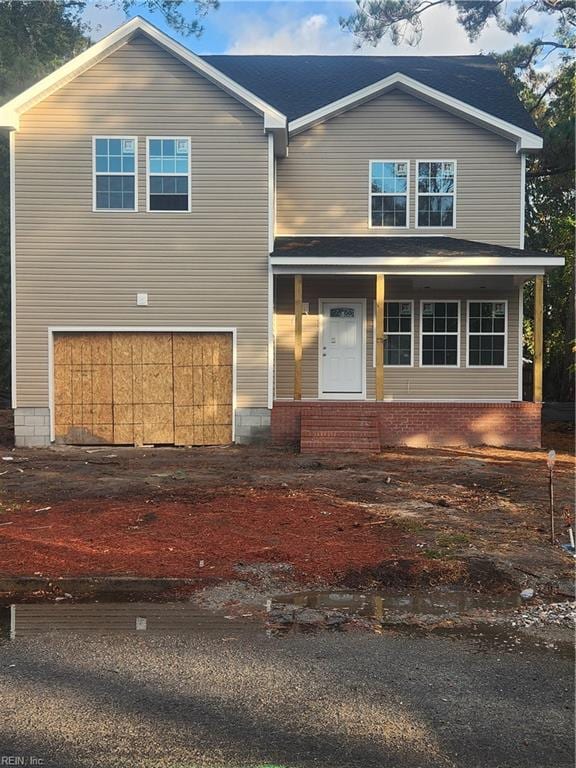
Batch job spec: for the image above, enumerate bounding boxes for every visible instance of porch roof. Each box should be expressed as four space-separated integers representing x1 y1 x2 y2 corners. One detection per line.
270 236 563 275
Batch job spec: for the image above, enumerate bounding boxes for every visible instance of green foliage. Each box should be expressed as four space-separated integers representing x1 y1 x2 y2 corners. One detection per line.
107 0 219 38
0 1 89 401
341 0 575 52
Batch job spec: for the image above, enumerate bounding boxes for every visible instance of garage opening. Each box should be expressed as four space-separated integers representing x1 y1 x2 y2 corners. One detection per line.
52 331 233 445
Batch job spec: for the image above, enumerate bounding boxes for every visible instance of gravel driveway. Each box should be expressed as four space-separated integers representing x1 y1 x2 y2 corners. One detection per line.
0 626 572 768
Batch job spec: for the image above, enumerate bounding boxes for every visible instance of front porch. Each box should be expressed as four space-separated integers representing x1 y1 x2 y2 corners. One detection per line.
270 237 551 451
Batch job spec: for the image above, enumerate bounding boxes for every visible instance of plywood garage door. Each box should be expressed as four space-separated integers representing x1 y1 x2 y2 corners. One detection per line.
53 332 233 445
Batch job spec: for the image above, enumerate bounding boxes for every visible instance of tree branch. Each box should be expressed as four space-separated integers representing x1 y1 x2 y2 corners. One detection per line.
529 75 564 112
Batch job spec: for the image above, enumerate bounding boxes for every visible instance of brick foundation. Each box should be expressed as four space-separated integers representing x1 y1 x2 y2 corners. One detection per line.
272 401 542 450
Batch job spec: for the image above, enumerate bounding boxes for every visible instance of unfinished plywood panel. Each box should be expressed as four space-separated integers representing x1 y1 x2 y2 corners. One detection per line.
53 333 113 444
173 333 233 446
54 332 233 446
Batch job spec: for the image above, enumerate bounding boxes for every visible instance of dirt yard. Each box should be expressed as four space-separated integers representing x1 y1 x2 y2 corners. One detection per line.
0 409 573 601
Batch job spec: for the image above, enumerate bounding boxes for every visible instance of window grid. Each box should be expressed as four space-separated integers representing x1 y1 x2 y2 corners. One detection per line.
370 160 409 229
373 301 413 367
93 136 137 212
420 300 460 367
147 137 191 213
467 301 507 367
416 160 456 228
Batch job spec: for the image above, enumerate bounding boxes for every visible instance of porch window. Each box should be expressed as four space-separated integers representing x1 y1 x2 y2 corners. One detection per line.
467 301 507 366
147 137 191 212
420 301 460 366
93 137 137 211
370 161 408 228
374 301 413 366
417 161 455 227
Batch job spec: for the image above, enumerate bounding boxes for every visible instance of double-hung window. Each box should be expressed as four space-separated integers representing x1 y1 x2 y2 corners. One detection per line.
147 137 191 212
370 161 408 228
374 301 413 366
93 137 137 211
421 301 460 366
468 301 507 367
417 161 455 227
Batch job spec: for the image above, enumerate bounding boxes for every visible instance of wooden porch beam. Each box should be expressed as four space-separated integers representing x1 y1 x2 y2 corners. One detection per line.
375 273 385 401
294 274 303 400
533 274 544 403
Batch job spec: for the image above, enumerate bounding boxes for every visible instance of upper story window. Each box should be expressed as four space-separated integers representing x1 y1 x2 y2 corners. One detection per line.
147 137 191 212
370 161 408 228
468 301 507 367
93 137 137 211
417 161 455 228
420 300 460 366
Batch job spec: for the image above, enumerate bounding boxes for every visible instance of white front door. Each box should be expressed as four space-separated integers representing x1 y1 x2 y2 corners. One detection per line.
320 301 365 397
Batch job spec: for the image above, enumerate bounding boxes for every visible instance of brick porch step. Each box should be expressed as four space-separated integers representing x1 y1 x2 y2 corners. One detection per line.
300 408 380 453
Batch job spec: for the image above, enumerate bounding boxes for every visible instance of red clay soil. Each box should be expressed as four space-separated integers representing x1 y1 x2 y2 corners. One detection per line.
0 488 416 582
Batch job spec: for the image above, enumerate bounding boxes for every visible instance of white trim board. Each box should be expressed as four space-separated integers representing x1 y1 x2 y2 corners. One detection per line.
520 154 527 249
271 255 563 267
288 72 543 152
318 298 367 400
518 284 524 401
9 131 16 408
47 326 238 444
272 266 549 277
0 17 287 135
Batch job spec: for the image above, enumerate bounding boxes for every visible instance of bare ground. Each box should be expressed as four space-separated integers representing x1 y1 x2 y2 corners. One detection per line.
0 409 573 605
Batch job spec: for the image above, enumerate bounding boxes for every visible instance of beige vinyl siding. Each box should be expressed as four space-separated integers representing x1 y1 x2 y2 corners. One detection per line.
275 276 519 400
14 35 269 409
277 90 522 246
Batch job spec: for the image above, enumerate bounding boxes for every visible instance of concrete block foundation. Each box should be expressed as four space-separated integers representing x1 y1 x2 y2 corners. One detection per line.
234 407 272 444
13 407 51 448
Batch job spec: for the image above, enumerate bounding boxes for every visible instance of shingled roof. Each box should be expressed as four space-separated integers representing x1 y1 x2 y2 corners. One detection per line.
271 237 556 261
203 54 539 135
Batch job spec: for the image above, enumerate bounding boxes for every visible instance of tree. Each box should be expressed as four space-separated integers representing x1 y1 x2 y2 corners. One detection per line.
341 0 575 402
341 0 575 57
0 0 218 401
0 2 89 401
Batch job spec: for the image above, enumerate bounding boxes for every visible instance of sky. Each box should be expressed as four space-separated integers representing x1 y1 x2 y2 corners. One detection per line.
82 0 557 57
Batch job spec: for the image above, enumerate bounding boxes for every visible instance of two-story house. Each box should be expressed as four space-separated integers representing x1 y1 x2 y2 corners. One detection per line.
1 17 563 451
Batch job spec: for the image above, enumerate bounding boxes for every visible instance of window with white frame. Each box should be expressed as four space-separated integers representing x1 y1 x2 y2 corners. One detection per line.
417 161 455 227
468 301 507 366
421 301 459 366
370 161 408 228
374 301 413 366
148 138 190 211
93 137 136 211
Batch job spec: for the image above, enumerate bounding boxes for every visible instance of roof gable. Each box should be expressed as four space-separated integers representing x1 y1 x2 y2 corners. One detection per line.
204 54 538 135
0 17 286 135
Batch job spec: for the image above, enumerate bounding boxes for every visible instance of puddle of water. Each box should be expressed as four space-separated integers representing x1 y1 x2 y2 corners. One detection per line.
273 589 521 618
4 603 257 640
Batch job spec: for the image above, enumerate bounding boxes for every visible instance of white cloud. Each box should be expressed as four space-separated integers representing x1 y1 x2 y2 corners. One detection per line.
226 8 345 55
220 2 537 56
82 2 127 41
